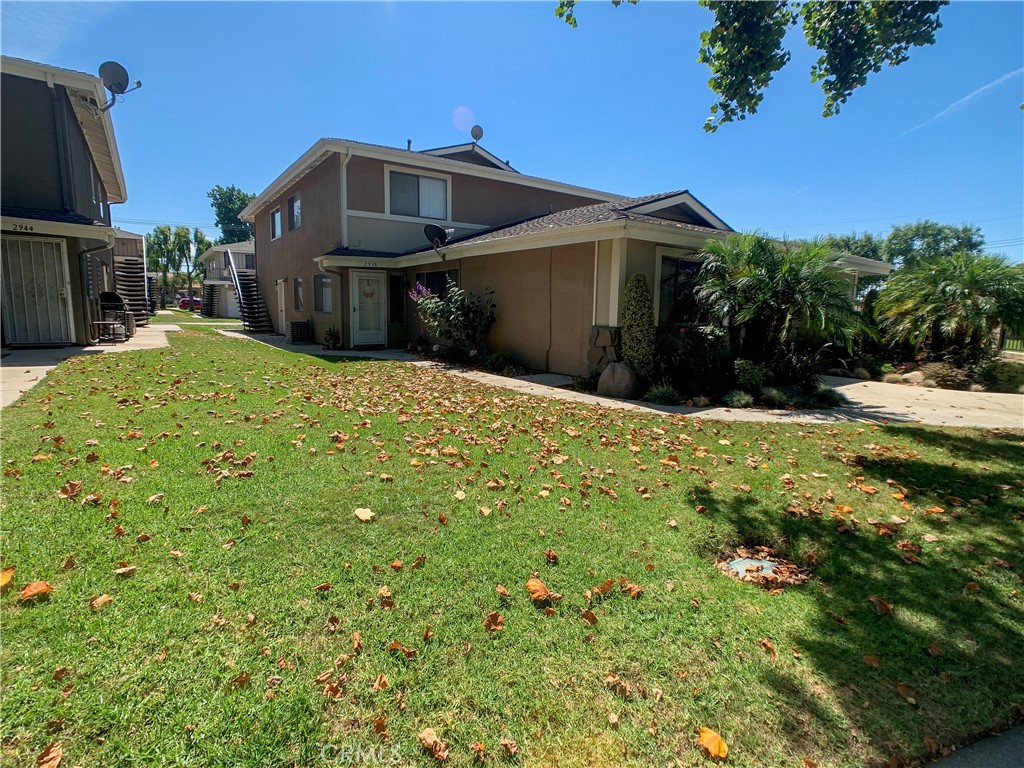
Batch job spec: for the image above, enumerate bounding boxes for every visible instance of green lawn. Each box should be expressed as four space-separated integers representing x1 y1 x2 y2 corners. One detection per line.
147 309 241 325
2 328 1022 767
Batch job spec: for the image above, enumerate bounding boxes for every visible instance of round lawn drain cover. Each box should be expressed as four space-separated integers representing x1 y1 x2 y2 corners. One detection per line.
717 546 810 589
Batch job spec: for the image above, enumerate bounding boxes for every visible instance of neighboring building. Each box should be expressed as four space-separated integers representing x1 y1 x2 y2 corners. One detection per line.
0 56 130 346
241 137 891 376
112 229 149 326
197 240 272 331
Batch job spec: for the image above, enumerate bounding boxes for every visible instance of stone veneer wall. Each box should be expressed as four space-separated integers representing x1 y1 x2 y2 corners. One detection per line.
587 325 621 374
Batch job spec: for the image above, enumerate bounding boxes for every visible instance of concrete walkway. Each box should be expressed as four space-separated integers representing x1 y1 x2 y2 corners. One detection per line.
930 725 1024 767
219 331 1024 430
0 324 181 407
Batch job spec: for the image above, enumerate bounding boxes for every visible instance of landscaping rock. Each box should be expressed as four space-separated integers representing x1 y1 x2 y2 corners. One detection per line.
902 371 925 384
597 363 638 398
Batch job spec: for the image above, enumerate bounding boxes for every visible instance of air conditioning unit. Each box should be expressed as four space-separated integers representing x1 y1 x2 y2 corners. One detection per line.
286 320 313 344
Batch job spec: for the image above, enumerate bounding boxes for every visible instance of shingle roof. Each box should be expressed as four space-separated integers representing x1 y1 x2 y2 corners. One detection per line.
322 245 403 259
324 137 521 173
407 191 727 254
2 206 107 227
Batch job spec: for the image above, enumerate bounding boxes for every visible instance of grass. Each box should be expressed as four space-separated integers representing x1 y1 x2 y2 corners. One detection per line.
2 327 1022 767
148 309 242 325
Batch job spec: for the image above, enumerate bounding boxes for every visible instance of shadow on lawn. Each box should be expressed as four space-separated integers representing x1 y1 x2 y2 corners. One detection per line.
697 451 1024 766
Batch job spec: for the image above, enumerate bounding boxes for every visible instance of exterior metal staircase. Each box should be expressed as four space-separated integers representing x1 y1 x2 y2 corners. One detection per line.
228 254 273 333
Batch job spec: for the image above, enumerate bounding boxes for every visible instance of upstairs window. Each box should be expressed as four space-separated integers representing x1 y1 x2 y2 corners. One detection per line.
389 171 447 220
270 208 282 240
288 196 302 230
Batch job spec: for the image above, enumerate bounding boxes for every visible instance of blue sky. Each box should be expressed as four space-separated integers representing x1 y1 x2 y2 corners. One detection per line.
3 1 1022 261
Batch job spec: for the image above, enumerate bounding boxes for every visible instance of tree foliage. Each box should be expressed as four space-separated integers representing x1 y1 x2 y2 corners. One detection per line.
208 185 256 244
146 225 213 305
881 220 984 269
621 273 656 381
874 251 1024 366
556 0 947 132
696 233 862 365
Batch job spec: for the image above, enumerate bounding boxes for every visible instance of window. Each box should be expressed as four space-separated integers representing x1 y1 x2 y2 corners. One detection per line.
288 196 301 230
314 274 333 313
388 274 406 324
389 171 447 220
414 269 458 298
270 208 282 240
244 253 256 270
293 276 303 311
658 255 703 326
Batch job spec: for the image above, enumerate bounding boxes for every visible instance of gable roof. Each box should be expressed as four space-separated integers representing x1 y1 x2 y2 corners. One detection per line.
1 56 127 204
419 143 518 172
240 137 621 221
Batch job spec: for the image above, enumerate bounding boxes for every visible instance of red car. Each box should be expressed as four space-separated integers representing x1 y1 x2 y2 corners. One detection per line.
177 296 202 310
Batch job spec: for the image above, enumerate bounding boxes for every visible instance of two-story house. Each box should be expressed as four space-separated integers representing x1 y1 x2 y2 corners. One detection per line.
241 138 892 376
197 240 272 330
1 56 132 347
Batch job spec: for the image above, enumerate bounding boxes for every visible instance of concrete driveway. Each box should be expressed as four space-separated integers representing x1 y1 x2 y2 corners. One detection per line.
0 324 180 407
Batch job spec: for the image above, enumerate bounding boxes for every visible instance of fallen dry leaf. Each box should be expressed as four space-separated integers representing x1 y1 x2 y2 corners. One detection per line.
499 739 518 756
496 584 510 598
314 582 331 592
581 609 598 626
896 683 917 705
867 595 894 616
89 594 113 611
418 728 449 761
354 508 375 522
19 580 53 602
925 642 944 657
469 741 485 760
0 565 14 593
697 726 729 759
483 611 505 632
372 673 389 691
863 655 881 668
36 741 63 768
759 638 778 660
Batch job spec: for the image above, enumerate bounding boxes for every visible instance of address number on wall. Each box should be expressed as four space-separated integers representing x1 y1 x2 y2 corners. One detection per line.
362 261 379 268
11 224 34 232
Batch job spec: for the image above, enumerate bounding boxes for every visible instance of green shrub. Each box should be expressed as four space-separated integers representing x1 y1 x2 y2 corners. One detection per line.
976 360 1024 393
321 325 341 350
621 273 656 381
919 362 970 391
759 387 792 408
734 359 767 393
645 383 684 405
880 363 898 375
723 389 755 408
771 344 825 393
852 367 871 380
409 279 496 357
481 351 524 377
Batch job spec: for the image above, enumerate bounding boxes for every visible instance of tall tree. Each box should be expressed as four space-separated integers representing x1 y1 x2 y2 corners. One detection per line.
146 225 173 309
555 0 947 132
882 220 985 269
874 251 1024 366
183 228 214 301
208 185 256 244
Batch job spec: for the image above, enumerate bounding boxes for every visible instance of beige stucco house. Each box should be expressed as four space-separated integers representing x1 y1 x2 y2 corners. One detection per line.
197 240 270 329
241 138 891 376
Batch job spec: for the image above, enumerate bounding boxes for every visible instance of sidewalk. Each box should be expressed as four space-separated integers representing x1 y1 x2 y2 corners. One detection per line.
219 332 1024 430
0 324 181 407
930 725 1023 767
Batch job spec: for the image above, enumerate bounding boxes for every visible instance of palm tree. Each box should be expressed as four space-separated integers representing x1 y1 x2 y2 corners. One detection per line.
875 251 1024 366
696 234 862 365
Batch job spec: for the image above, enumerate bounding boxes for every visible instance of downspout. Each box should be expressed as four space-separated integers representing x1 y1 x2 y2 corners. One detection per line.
340 148 353 248
47 75 73 212
78 232 116 343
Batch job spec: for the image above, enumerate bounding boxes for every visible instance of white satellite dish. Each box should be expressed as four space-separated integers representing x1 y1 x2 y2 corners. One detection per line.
471 124 484 142
99 61 130 95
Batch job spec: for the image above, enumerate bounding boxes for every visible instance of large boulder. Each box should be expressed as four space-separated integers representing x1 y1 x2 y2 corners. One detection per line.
597 363 639 398
901 371 925 384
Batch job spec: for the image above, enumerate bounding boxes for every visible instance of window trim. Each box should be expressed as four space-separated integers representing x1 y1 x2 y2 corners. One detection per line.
270 207 282 240
288 195 301 231
383 164 452 222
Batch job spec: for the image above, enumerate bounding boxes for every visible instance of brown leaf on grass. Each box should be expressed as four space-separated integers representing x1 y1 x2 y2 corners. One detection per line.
418 729 450 761
759 638 778 660
803 759 819 768
620 581 644 599
544 547 559 564
867 595 893 616
423 624 435 641
496 584 510 598
241 516 252 527
896 683 917 705
580 609 598 626
411 554 427 569
483 611 505 632
89 594 113 611
61 557 75 570
0 566 14 593
499 739 518 756
372 673 389 691
57 481 82 500
925 642 944 657
377 585 395 609
187 592 203 603
666 519 678 528
863 655 881 668
19 581 53 602
36 741 63 768
113 525 126 538
697 727 729 759
354 508 375 522
353 631 363 653
373 716 388 736
438 513 448 525
52 667 70 681
146 493 165 504
469 741 486 760
608 712 619 728
114 565 136 578
314 582 331 592
229 672 251 690
923 736 940 755
169 549 183 558
389 559 403 571
326 615 340 634
966 581 981 592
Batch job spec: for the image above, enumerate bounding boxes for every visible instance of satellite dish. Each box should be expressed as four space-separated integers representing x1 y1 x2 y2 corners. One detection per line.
470 125 484 142
424 224 454 260
99 61 130 95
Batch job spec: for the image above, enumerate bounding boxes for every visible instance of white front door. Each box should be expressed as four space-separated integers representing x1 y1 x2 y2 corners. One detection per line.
275 280 286 333
1 236 74 345
350 270 387 346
